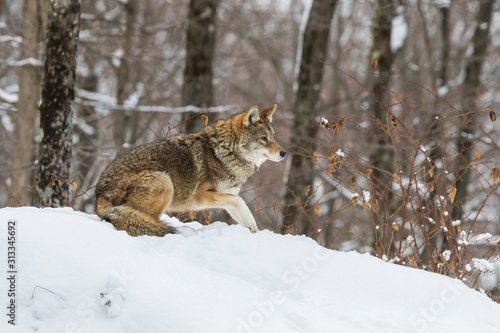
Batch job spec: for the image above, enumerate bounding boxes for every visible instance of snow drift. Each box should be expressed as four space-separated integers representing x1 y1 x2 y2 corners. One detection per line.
0 207 499 333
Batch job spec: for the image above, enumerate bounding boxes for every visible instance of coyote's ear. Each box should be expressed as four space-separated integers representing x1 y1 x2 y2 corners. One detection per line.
260 104 277 123
243 106 260 127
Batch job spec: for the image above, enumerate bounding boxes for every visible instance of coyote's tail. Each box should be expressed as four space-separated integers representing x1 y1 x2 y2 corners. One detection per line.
95 197 176 237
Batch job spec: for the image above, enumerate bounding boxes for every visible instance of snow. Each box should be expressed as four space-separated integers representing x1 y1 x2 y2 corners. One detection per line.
0 88 18 104
391 6 407 53
1 207 500 333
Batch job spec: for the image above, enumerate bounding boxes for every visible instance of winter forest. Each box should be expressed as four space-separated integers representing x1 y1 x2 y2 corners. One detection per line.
1 0 500 299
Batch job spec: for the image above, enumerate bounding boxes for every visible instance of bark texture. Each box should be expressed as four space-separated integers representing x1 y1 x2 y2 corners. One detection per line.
37 0 81 207
181 0 218 132
282 0 337 235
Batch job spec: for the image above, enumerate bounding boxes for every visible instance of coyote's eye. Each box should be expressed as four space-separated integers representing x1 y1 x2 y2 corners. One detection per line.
261 136 268 143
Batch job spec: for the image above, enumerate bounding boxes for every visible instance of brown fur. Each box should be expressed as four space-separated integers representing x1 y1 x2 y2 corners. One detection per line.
95 105 286 236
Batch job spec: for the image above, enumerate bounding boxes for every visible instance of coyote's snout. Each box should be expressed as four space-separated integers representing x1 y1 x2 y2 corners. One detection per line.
95 105 286 236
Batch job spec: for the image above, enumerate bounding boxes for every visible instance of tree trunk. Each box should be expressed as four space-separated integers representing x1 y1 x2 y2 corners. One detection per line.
113 0 136 152
452 0 494 220
9 0 44 206
367 0 396 245
181 0 218 133
37 0 81 207
282 0 338 235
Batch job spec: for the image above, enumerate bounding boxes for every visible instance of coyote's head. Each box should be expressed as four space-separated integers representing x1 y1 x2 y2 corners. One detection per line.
235 105 286 167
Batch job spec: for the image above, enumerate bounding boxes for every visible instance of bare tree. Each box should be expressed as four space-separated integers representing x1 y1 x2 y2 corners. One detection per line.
37 0 81 207
113 0 137 153
453 0 495 220
367 0 396 239
282 0 338 235
181 0 218 132
9 0 45 206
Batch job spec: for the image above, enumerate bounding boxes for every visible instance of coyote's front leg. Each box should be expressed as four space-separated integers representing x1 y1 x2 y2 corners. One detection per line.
194 191 259 232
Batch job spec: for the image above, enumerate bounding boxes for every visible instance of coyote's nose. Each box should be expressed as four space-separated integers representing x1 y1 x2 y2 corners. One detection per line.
280 151 287 158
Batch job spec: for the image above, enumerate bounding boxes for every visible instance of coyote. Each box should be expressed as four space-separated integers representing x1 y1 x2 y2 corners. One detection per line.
95 105 286 236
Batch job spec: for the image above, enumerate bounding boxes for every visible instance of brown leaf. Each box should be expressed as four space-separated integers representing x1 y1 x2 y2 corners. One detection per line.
392 223 399 231
428 167 434 178
350 174 357 183
475 147 481 160
200 114 209 126
336 116 346 134
392 173 401 184
371 58 378 70
390 115 398 128
272 202 279 212
314 204 321 216
490 110 497 122
449 186 457 203
50 173 58 186
256 202 261 213
305 185 311 196
390 95 396 104
491 167 500 183
312 152 318 166
70 179 78 190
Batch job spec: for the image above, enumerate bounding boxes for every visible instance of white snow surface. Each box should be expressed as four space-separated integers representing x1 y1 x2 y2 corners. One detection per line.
1 207 500 333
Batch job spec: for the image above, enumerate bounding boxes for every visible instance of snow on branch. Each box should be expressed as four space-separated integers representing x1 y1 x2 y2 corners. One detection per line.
76 89 238 114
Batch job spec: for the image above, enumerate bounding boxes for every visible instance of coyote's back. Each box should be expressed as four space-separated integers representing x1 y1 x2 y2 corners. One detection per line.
95 105 286 237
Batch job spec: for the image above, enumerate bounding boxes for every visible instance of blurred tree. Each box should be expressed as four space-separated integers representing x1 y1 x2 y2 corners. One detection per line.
181 0 218 132
367 0 396 244
113 0 137 153
453 0 494 220
9 0 46 206
37 0 81 207
282 0 338 235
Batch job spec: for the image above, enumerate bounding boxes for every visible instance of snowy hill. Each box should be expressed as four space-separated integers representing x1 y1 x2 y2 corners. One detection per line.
1 207 499 333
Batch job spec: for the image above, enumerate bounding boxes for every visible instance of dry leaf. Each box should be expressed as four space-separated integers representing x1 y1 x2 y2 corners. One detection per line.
428 167 434 178
188 211 196 221
336 116 346 134
256 202 261 213
392 173 401 184
491 167 500 183
272 202 279 212
390 115 398 128
70 179 78 190
390 95 396 104
350 174 357 183
50 173 58 186
371 58 378 70
200 114 209 126
490 110 497 122
368 168 373 176
392 223 399 231
449 186 457 203
314 204 321 216
476 147 481 160
312 152 318 166
305 185 311 196
430 184 435 192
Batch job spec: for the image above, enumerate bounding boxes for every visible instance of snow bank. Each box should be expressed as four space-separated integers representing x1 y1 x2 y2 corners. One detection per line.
1 207 499 333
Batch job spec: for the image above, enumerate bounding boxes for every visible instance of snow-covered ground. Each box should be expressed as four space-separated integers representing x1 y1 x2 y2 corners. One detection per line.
1 207 499 333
